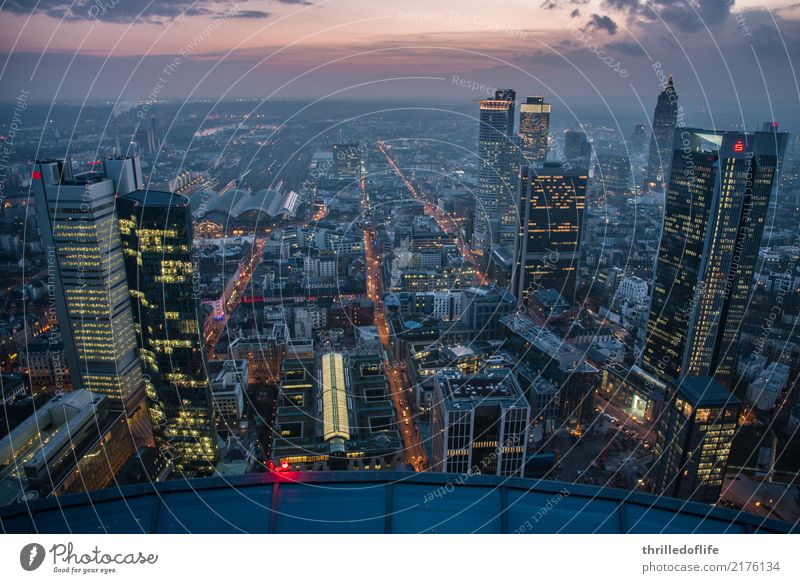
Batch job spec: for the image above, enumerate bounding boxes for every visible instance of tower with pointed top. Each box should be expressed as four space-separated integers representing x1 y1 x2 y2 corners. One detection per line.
645 76 679 189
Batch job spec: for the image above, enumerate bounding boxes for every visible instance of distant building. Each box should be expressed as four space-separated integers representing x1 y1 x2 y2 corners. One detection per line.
209 360 248 430
0 374 26 405
519 96 551 165
563 130 591 166
228 323 288 384
595 150 633 195
631 123 646 154
431 370 529 476
653 377 739 503
746 362 790 411
501 313 599 430
474 89 518 252
616 276 649 304
645 76 679 188
516 164 587 305
332 143 361 179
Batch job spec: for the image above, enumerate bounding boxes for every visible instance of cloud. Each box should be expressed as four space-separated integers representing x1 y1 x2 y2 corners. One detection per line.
540 0 590 8
229 9 272 19
585 13 618 35
0 0 266 24
600 0 733 33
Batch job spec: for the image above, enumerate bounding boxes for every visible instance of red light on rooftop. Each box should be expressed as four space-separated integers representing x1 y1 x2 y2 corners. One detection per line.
31 170 42 179
280 460 289 470
733 140 745 153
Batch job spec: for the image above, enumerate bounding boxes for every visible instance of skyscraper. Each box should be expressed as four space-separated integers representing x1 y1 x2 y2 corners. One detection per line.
117 189 217 475
645 76 679 188
653 377 740 503
431 370 529 477
516 163 587 305
474 89 518 254
563 130 592 167
519 96 551 165
631 123 646 154
642 130 786 391
31 157 152 446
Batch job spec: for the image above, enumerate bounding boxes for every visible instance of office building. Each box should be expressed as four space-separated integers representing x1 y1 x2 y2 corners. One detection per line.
599 363 666 427
501 313 599 430
563 130 592 167
117 189 217 475
519 96 551 165
208 360 248 430
631 123 646 154
332 143 361 179
645 76 679 188
474 89 518 253
516 164 587 305
31 157 151 445
653 377 739 503
431 370 529 476
595 150 633 195
0 390 135 506
642 130 786 391
272 352 403 471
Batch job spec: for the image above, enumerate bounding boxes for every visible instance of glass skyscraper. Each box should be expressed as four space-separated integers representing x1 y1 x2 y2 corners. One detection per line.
642 129 787 391
32 157 152 446
653 377 740 503
518 96 551 166
645 76 679 188
474 89 519 254
516 164 587 305
117 190 217 475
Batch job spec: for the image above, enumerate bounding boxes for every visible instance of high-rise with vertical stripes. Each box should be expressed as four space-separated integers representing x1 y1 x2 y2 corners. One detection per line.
642 129 786 392
474 89 519 254
31 156 153 446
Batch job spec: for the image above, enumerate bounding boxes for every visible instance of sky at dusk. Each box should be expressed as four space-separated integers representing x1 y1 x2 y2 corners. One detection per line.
1 1 799 120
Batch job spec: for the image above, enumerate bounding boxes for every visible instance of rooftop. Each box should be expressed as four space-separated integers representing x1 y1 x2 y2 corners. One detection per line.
120 189 189 208
678 377 740 408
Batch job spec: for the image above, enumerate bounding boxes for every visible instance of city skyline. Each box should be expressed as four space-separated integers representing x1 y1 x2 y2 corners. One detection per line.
1 0 800 543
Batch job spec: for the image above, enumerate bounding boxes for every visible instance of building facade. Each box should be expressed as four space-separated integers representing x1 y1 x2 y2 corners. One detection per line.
653 377 739 503
431 370 529 476
645 76 679 188
516 164 587 305
31 157 151 446
642 130 786 392
474 89 519 253
519 96 551 165
117 189 217 475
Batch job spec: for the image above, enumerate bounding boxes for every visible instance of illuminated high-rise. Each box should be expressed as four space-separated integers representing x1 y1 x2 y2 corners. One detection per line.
642 130 786 391
117 190 217 475
653 377 739 503
516 163 587 305
518 96 550 166
645 76 679 188
474 89 518 253
31 157 152 446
